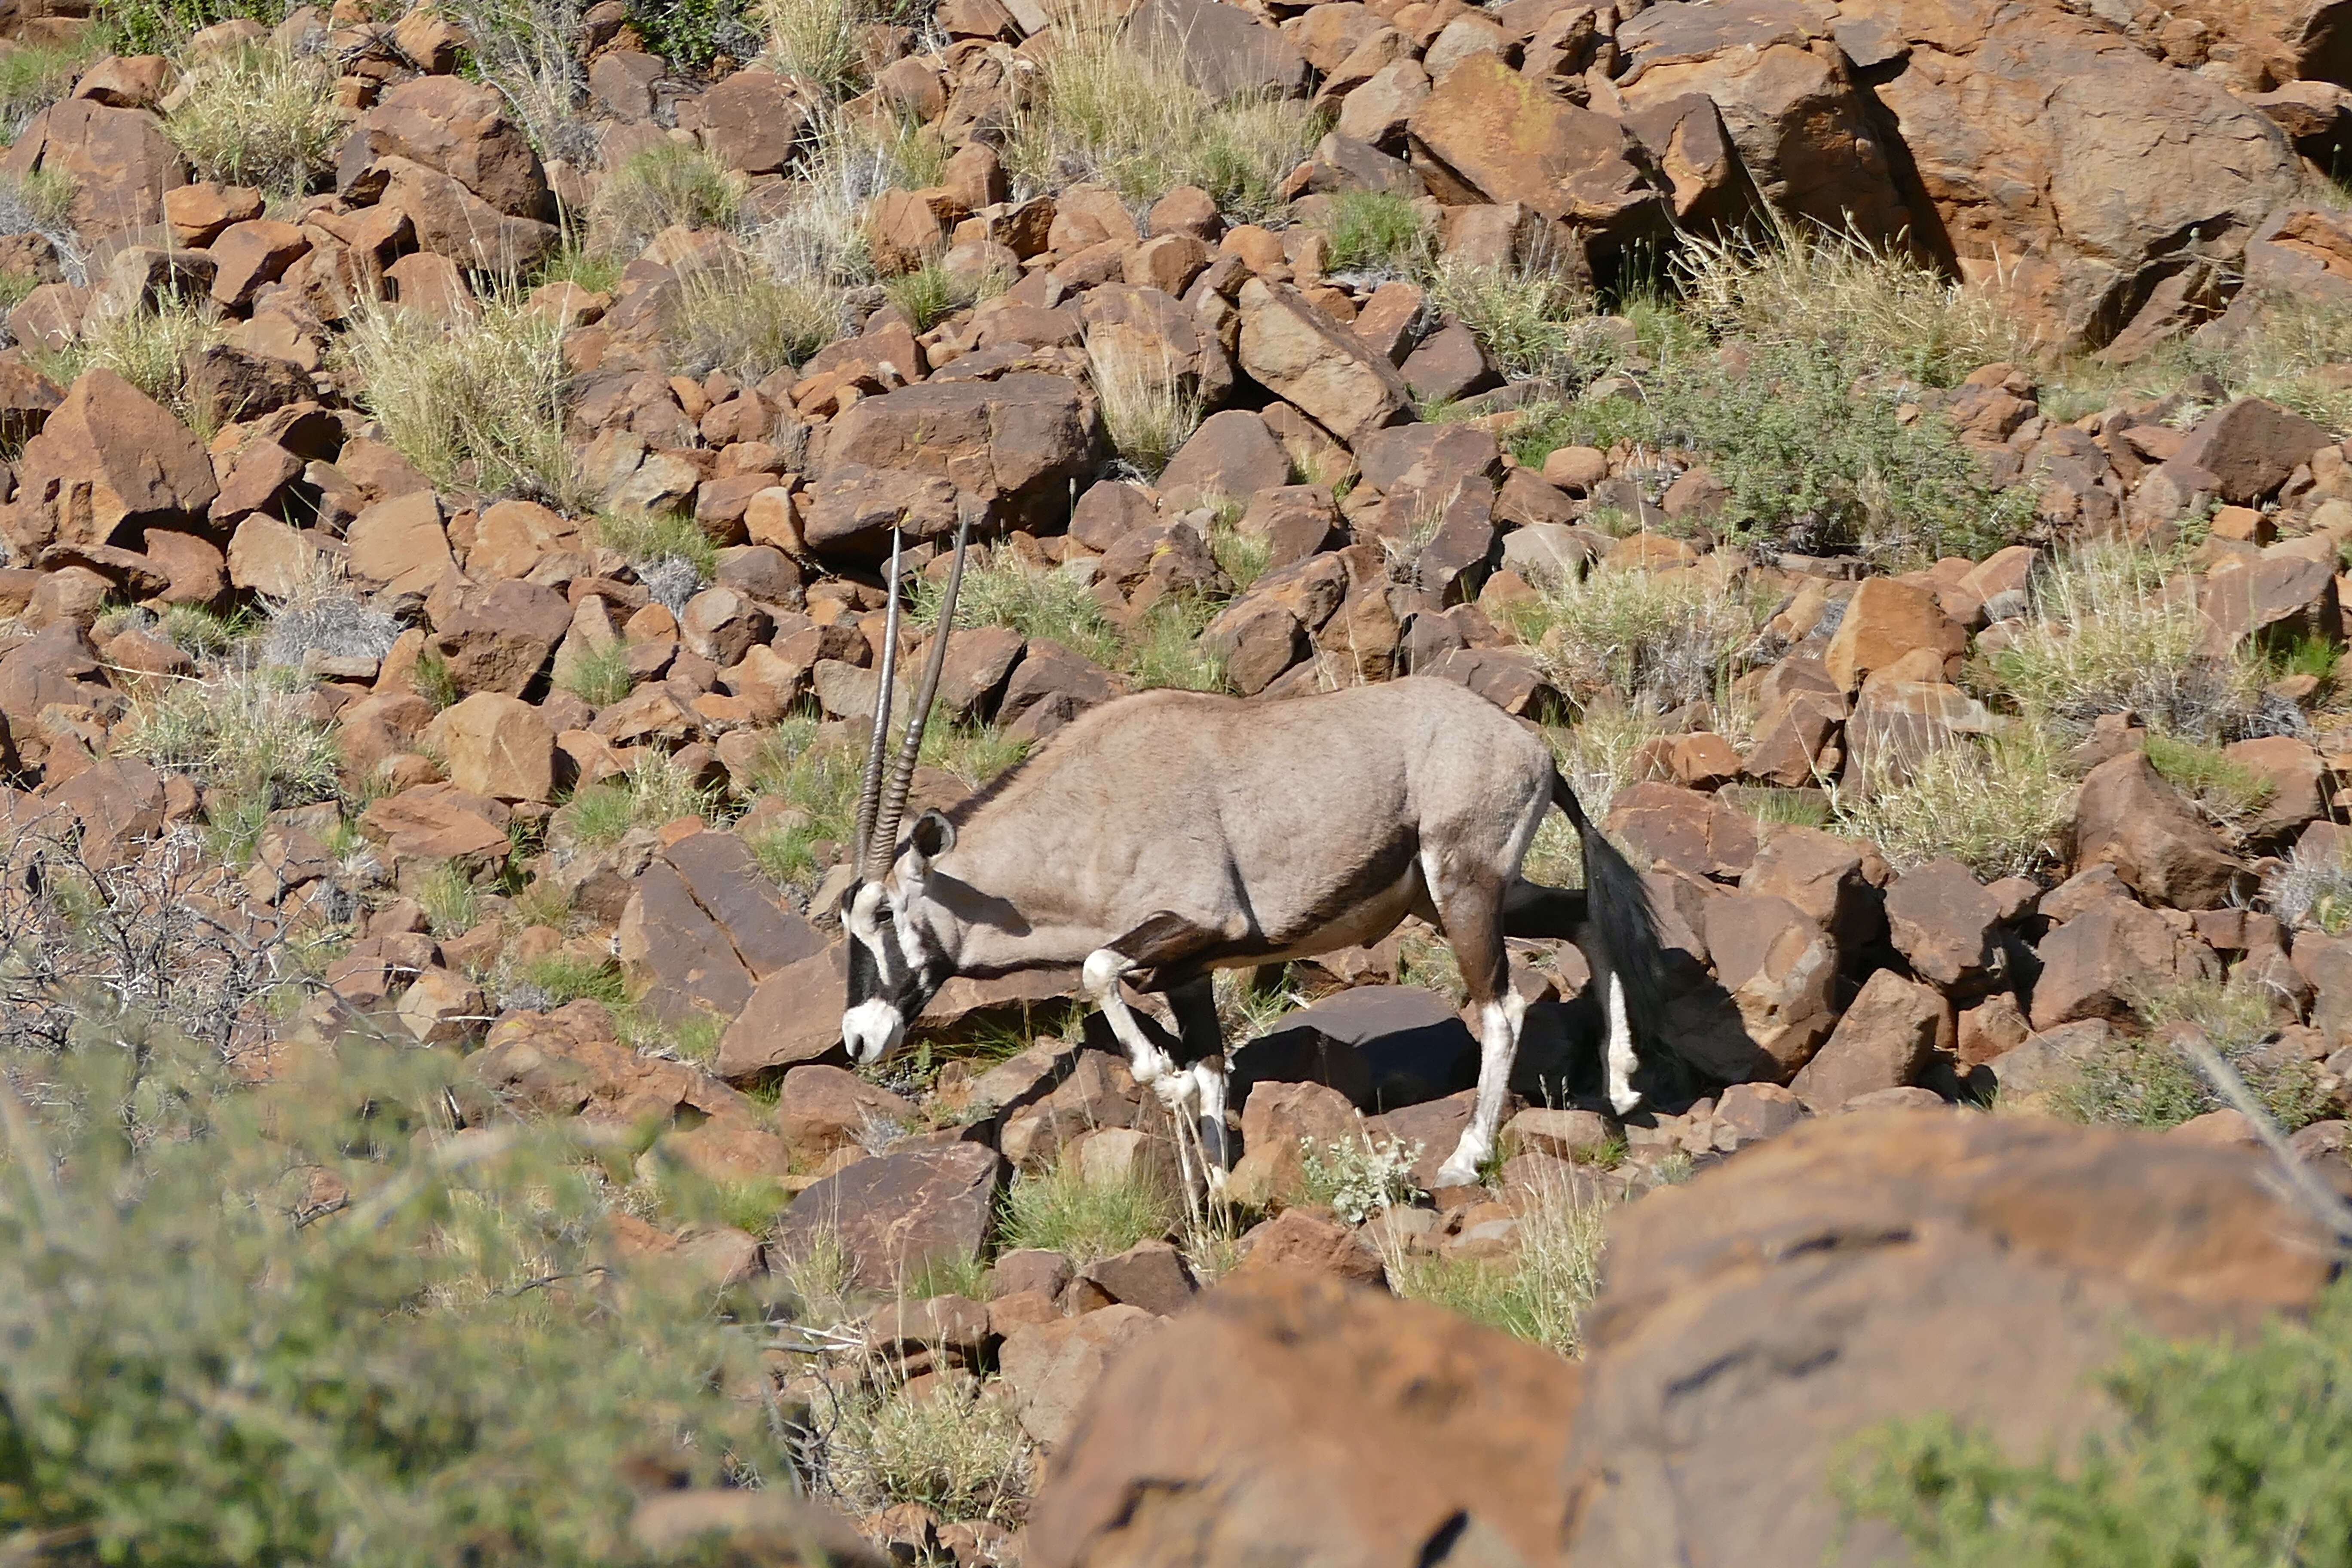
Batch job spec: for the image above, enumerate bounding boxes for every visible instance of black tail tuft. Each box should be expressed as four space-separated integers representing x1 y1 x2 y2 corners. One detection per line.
1552 774 1671 1049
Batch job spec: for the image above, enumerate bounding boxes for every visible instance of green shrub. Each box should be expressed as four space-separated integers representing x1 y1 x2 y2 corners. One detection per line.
1675 217 2027 391
1318 190 1433 278
0 1018 787 1565
630 0 759 70
1298 1133 1421 1224
1641 338 2038 563
1844 1278 2352 1568
998 1148 1178 1266
98 0 285 53
514 952 629 1008
561 641 637 707
556 754 724 848
2057 977 2327 1133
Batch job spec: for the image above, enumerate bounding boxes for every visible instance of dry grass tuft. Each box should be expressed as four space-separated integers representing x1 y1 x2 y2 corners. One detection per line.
825 1382 1034 1525
1381 1157 1608 1357
37 288 224 428
669 256 845 380
587 142 744 260
1829 726 2074 879
1086 332 1202 479
1984 544 2263 742
1675 215 2032 389
1003 16 1315 223
162 43 343 197
1504 561 1767 714
997 1147 1178 1266
341 290 581 506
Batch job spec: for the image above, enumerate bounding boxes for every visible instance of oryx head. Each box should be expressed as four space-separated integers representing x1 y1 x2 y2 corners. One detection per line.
840 511 971 1067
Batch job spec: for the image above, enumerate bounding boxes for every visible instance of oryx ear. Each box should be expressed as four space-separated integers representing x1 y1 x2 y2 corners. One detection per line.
910 810 956 863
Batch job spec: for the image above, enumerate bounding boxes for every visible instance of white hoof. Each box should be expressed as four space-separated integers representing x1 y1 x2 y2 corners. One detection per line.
1432 1159 1479 1189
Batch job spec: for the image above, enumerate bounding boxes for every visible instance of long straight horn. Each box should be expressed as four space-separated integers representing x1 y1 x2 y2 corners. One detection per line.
851 522 905 882
870 510 973 870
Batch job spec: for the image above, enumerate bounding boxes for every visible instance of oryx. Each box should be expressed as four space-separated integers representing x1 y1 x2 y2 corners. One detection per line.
838 522 1673 1191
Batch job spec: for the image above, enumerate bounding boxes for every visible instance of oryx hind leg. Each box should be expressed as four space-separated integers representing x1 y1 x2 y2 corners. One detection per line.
1425 871 1521 1190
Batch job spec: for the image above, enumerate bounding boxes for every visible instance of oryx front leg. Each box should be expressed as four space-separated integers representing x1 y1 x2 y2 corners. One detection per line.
1081 946 1177 1089
1082 911 1217 1093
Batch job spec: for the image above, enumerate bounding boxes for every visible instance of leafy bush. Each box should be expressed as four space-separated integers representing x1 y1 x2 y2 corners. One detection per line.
98 0 285 53
162 43 341 196
1843 1278 2352 1568
998 1148 1177 1265
0 1020 789 1565
630 0 760 70
1298 1133 1421 1224
342 291 582 507
1642 338 2038 563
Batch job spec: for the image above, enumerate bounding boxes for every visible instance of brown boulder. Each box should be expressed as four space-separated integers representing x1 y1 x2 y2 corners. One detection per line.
1703 890 1840 1078
715 943 853 1077
619 830 826 1030
774 1064 916 1158
1787 969 1946 1110
1 99 186 237
1225 1078 1361 1209
1615 0 1912 241
6 368 218 554
1408 54 1666 250
1883 857 2000 990
2074 750 2249 910
337 74 552 220
1027 1271 1580 1566
2174 397 2331 504
695 66 811 174
1131 0 1311 100
773 1142 1007 1292
809 374 1099 549
422 692 554 803
1822 576 1964 692
1560 1112 2336 1568
999 1305 1166 1452
1841 0 2301 348
2030 896 2217 1031
1236 277 1412 449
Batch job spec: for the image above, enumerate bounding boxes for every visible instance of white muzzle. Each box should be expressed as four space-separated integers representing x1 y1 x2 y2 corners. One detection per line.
841 998 906 1066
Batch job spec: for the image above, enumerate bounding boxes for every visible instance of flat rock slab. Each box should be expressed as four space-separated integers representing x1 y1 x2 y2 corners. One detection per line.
773 1142 1007 1291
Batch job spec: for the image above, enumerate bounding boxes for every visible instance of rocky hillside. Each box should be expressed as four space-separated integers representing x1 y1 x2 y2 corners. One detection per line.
5 0 2352 1559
